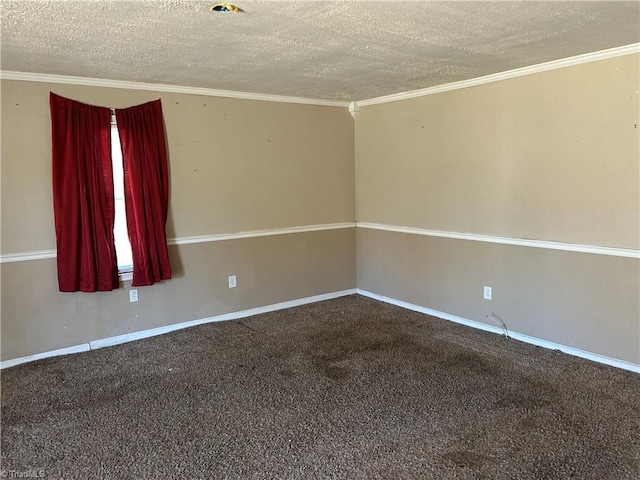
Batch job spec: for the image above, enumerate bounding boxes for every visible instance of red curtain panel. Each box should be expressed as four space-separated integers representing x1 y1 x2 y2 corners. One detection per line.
50 93 119 292
116 100 172 286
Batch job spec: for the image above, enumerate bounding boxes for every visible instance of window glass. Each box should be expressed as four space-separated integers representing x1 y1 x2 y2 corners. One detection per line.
111 124 133 271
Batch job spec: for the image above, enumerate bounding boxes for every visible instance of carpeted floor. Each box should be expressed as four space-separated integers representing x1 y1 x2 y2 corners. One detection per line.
1 295 639 479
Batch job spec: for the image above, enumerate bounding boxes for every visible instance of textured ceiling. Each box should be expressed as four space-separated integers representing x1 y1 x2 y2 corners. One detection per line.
1 1 639 101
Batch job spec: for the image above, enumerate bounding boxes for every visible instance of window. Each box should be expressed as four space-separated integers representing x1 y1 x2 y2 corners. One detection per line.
111 119 133 277
51 93 171 292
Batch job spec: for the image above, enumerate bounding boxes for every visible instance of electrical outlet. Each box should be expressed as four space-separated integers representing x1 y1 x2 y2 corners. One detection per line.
129 289 138 303
228 275 237 288
483 286 492 300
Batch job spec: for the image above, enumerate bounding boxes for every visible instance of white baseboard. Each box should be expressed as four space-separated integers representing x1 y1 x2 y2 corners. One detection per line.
356 289 640 374
0 289 357 369
4 288 637 373
0 343 91 369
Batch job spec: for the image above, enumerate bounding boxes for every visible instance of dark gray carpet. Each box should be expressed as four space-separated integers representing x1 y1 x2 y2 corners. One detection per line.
2 295 639 479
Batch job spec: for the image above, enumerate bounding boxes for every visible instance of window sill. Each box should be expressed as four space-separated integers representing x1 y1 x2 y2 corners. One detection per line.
118 270 133 282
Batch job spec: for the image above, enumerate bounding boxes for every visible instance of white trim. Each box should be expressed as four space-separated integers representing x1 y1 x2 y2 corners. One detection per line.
168 222 356 246
2 45 637 110
3 288 637 373
357 222 640 259
0 223 356 263
4 223 635 262
89 289 356 350
356 289 640 373
0 344 90 370
358 43 640 106
0 249 57 263
0 71 350 108
0 289 357 369
348 101 360 119
118 271 133 282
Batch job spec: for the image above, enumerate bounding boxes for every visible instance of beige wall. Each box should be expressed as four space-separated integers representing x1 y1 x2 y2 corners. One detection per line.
356 54 640 364
1 80 356 360
2 230 356 360
1 80 355 253
2 53 638 365
357 228 639 363
356 54 639 249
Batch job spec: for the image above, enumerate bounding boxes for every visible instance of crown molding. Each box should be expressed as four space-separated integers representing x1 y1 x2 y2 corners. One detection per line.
357 223 640 259
358 43 640 107
348 101 360 119
2 44 637 109
0 71 350 108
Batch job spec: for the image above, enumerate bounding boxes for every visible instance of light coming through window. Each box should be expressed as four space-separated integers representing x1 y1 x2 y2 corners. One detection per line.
111 122 133 272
